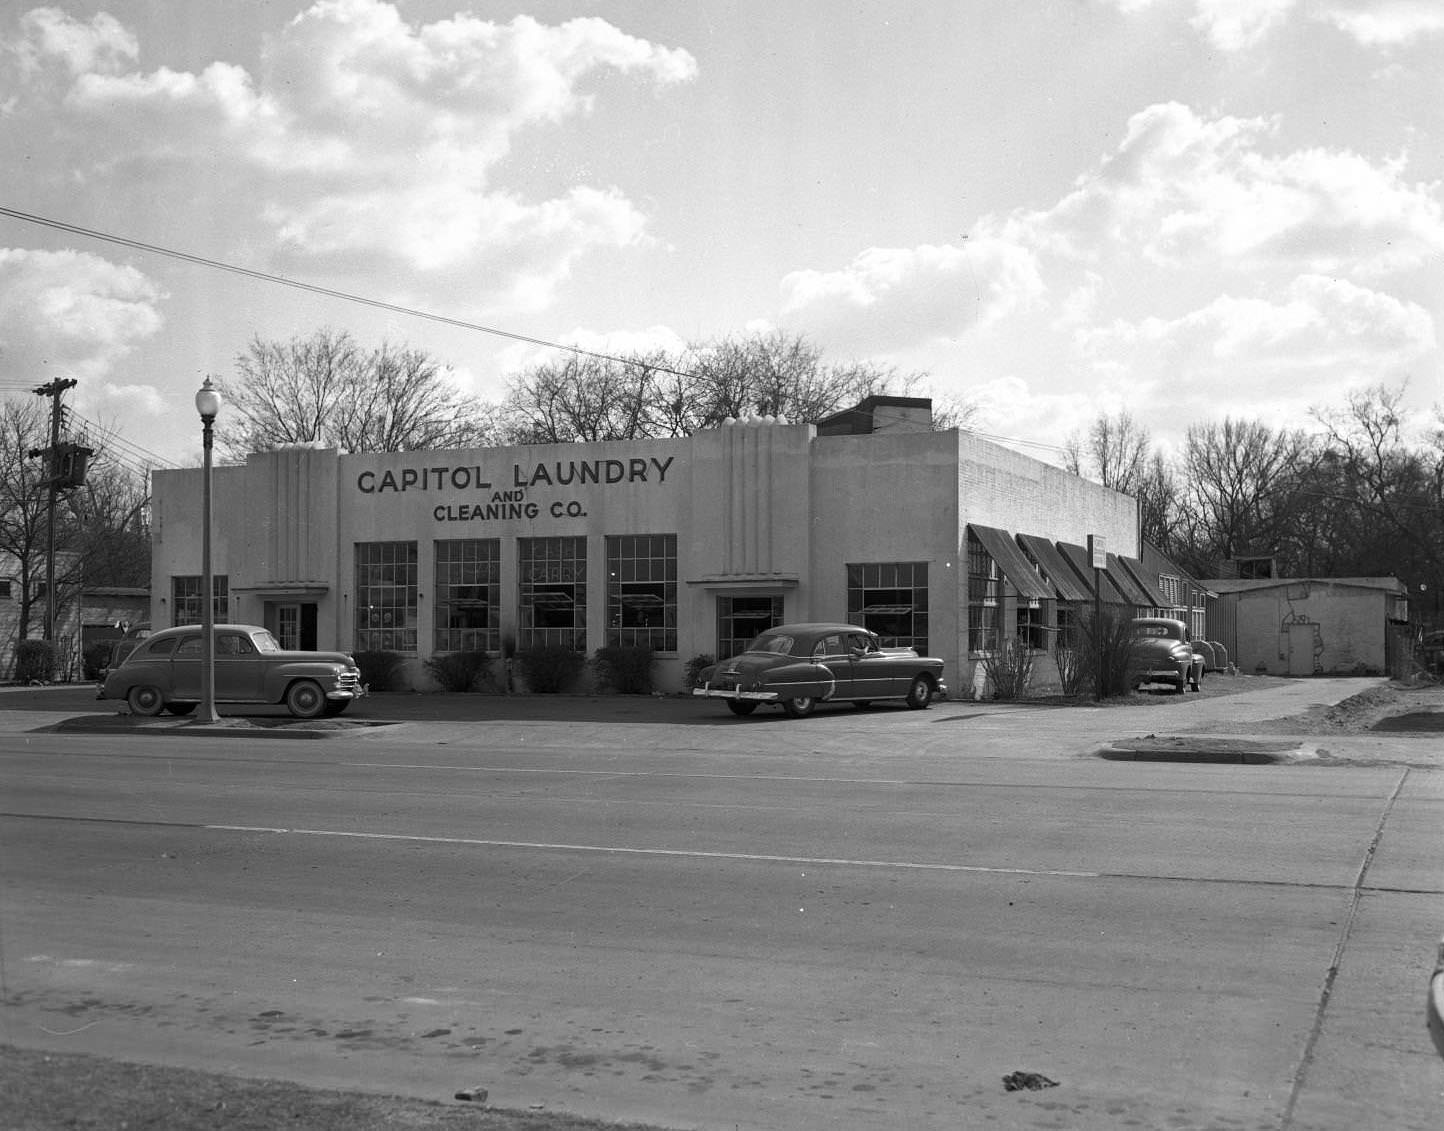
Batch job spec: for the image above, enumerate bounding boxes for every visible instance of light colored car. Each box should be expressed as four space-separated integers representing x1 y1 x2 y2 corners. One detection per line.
692 622 947 718
99 624 364 719
1129 617 1205 694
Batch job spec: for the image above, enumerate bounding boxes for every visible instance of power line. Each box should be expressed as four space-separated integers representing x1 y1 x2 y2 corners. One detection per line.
0 203 1067 458
0 204 699 380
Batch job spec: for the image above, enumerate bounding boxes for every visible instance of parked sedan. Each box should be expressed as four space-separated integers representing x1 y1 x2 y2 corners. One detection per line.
1128 617 1205 694
693 622 947 717
99 624 365 719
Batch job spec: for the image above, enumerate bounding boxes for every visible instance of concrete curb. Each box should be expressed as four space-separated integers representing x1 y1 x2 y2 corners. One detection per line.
1430 936 1444 1059
1095 736 1312 764
42 715 392 740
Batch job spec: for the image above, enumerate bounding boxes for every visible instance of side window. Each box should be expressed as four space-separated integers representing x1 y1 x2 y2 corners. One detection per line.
144 637 178 657
216 633 255 656
175 636 203 656
848 633 874 654
812 633 844 660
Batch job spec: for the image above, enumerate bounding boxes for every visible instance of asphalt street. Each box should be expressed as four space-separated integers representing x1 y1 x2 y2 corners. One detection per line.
1 680 1441 1130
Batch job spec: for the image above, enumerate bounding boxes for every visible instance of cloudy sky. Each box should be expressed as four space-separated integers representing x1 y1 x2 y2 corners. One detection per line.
1 0 1441 472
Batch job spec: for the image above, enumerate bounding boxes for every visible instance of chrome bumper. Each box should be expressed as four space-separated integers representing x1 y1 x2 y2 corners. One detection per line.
692 685 779 702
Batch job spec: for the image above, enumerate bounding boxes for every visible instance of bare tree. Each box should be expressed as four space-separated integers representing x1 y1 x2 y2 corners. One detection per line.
219 329 499 458
0 398 146 651
0 397 54 642
64 454 151 589
498 330 951 443
1065 411 1179 552
1175 417 1317 574
500 351 675 443
1307 383 1444 593
1064 410 1152 493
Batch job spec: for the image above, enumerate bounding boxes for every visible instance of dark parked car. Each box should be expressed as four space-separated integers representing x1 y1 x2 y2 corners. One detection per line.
1129 617 1205 693
97 623 152 679
99 624 364 719
692 622 947 717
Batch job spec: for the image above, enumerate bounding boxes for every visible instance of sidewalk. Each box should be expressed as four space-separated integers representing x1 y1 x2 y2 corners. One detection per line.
3 675 1442 768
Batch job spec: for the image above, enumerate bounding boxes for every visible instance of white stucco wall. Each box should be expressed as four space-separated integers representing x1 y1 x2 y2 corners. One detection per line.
149 418 1141 693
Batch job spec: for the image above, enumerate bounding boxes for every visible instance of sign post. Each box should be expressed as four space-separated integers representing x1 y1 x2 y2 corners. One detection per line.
1088 535 1106 700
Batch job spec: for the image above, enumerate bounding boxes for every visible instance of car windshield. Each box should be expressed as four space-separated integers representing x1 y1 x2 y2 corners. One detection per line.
746 633 796 656
251 630 282 653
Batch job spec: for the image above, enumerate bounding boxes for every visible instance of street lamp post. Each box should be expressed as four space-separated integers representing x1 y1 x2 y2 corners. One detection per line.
195 378 223 725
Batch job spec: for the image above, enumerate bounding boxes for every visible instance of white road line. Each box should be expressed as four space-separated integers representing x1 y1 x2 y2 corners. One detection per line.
203 823 1100 878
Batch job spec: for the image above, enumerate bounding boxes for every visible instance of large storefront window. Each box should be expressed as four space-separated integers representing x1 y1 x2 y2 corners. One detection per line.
967 534 1000 652
606 534 677 651
172 575 228 626
434 539 500 653
355 541 418 653
717 594 783 658
846 562 928 652
519 536 586 650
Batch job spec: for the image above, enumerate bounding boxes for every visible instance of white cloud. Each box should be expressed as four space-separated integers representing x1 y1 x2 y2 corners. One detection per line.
1102 0 1444 49
1038 102 1444 274
1190 0 1298 50
20 1 698 308
1076 274 1433 381
0 247 165 381
1319 0 1444 45
9 7 137 77
777 237 1044 351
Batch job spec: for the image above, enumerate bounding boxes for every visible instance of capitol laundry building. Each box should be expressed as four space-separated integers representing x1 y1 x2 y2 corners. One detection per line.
148 397 1185 696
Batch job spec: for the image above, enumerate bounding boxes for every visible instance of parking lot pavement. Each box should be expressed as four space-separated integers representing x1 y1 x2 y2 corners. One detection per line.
5 676 1442 770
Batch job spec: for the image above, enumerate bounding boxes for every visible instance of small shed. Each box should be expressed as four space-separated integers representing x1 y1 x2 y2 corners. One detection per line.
1206 577 1410 677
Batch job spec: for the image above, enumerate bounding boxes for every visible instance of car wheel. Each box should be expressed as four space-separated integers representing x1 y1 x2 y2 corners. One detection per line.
164 702 197 716
725 700 758 716
126 685 165 717
321 700 350 717
285 679 327 719
904 675 933 709
782 696 816 718
1173 673 1187 695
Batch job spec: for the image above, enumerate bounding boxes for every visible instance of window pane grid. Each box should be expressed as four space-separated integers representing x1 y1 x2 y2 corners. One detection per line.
606 534 677 651
434 539 500 653
846 560 929 652
355 541 418 653
519 536 586 650
171 575 229 626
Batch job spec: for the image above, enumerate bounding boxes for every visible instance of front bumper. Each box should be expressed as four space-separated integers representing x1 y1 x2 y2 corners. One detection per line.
692 684 779 702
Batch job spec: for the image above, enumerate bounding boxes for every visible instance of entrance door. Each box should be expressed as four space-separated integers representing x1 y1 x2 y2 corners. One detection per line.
717 595 783 658
1287 622 1317 675
275 604 319 651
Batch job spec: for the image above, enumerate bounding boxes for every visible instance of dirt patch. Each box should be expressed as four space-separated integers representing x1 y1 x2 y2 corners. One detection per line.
0 1043 674 1131
1194 679 1444 736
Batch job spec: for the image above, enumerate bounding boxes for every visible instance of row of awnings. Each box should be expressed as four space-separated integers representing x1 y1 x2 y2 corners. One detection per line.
969 525 1171 608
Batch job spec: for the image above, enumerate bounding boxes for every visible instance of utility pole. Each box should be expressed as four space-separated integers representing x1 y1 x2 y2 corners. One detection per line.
30 378 78 642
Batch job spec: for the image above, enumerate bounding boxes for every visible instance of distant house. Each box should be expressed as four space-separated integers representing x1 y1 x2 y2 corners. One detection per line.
1206 577 1410 677
0 550 82 680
